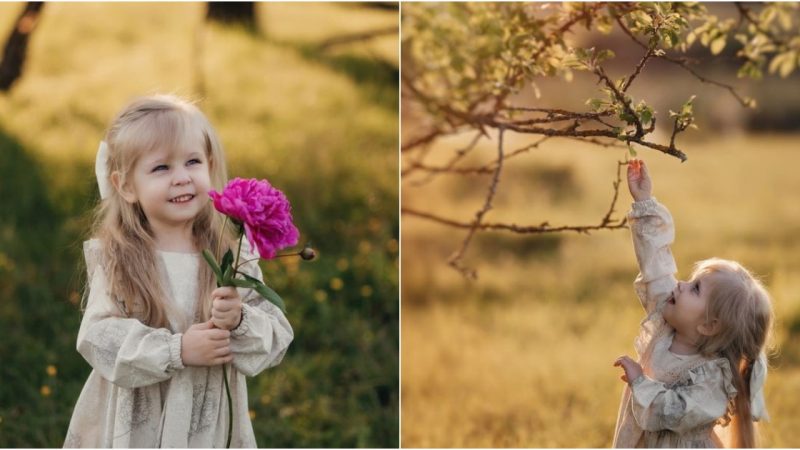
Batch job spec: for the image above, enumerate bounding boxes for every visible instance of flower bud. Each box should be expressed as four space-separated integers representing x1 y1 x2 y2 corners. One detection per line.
300 245 316 261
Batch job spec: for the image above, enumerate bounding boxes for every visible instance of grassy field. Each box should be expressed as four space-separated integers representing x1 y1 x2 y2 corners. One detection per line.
401 133 800 447
0 3 398 447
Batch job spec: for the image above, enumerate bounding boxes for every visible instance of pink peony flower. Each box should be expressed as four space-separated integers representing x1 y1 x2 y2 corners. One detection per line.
208 178 299 259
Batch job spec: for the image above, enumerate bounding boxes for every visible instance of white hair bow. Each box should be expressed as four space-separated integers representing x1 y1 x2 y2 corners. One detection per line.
95 140 112 199
750 351 769 421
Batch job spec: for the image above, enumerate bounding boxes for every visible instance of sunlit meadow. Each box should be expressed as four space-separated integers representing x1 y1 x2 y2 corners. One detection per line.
402 132 800 447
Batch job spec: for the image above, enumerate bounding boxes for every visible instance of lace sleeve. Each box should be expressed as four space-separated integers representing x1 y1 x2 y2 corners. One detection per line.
628 198 679 315
76 253 184 388
629 358 737 434
228 238 294 377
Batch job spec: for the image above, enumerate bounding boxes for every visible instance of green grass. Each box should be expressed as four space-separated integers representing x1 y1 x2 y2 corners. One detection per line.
402 133 800 447
0 3 397 447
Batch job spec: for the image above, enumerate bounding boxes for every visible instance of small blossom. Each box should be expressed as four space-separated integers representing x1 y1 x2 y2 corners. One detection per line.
46 365 57 377
330 278 343 291
314 290 328 302
336 258 349 271
40 386 51 397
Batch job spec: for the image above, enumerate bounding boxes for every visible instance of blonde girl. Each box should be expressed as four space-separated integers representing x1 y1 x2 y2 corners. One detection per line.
64 94 293 447
613 159 772 448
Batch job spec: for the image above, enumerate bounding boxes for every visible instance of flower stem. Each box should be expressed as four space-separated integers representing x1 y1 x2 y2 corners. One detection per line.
215 215 234 448
234 256 260 271
274 251 302 258
223 364 233 448
234 232 244 277
216 216 230 264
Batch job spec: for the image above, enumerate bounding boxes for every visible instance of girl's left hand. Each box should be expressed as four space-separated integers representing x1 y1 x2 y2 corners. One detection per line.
211 286 243 331
614 355 644 385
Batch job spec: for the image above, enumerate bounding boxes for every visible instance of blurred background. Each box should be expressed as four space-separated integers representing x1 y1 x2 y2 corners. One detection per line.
0 2 398 447
401 3 800 447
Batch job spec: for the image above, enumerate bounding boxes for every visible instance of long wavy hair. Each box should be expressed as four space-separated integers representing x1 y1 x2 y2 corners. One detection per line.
88 94 237 331
693 258 773 448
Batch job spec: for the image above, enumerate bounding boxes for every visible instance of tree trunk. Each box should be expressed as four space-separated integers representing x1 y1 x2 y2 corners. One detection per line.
206 2 257 31
0 2 44 92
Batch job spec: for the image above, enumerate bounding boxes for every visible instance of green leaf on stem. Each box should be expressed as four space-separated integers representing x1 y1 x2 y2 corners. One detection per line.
202 249 223 286
220 249 235 286
221 249 234 274
239 273 287 313
222 265 234 286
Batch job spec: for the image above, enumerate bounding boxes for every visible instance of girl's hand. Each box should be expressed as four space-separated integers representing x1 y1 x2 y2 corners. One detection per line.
211 286 243 331
614 355 644 385
627 159 652 202
181 320 232 366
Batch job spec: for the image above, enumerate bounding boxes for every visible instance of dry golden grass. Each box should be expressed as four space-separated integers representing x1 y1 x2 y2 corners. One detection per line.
402 133 800 447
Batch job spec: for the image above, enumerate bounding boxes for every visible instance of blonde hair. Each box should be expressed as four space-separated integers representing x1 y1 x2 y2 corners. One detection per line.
692 258 773 448
90 94 236 330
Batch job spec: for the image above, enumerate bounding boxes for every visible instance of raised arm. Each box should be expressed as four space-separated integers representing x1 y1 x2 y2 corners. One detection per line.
228 241 294 377
627 160 678 314
77 264 184 388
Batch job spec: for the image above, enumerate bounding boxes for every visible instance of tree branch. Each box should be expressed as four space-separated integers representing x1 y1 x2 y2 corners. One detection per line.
402 160 629 236
612 11 753 107
447 128 506 280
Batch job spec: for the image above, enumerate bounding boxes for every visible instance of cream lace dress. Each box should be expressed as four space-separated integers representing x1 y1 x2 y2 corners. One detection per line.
612 198 767 448
63 239 294 447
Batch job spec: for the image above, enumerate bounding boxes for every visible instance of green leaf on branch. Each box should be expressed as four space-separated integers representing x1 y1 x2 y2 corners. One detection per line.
710 36 726 55
619 112 637 124
596 49 615 63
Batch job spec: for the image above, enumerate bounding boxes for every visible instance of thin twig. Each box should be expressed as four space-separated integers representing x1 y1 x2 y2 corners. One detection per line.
735 2 786 47
447 127 506 279
593 64 645 139
612 11 752 107
622 46 654 92
403 160 629 236
405 131 484 184
480 118 687 161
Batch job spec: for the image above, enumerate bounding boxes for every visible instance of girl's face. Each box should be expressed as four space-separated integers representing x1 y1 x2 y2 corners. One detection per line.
663 272 716 338
120 137 212 231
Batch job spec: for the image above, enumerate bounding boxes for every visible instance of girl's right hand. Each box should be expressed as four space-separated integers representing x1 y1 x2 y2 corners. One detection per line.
627 159 653 202
181 320 232 366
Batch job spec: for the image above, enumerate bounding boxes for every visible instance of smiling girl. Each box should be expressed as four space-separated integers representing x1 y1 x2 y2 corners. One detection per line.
64 94 293 447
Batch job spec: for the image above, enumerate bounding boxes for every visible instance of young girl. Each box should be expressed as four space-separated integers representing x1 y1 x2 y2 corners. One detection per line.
612 159 772 448
64 94 294 447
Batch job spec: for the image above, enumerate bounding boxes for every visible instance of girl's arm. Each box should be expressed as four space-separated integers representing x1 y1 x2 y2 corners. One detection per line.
629 199 678 314
628 359 736 434
228 242 294 377
627 160 678 314
76 265 184 389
